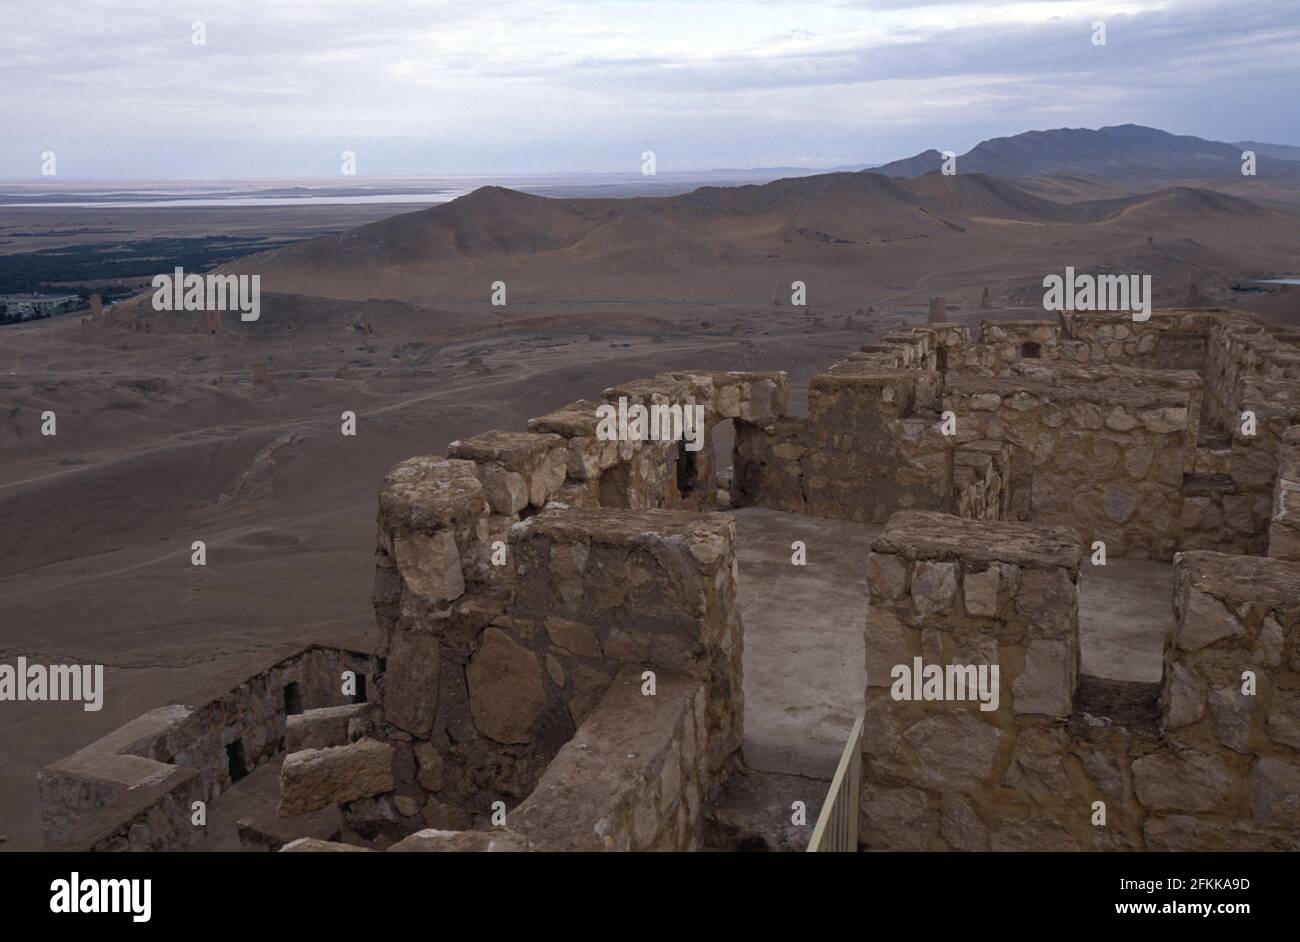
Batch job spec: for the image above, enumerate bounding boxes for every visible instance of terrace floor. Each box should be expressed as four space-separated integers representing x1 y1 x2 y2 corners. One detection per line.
730 507 873 780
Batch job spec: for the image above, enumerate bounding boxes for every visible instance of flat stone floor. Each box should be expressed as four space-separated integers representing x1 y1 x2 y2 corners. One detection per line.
1077 558 1173 684
732 508 1173 753
730 507 874 780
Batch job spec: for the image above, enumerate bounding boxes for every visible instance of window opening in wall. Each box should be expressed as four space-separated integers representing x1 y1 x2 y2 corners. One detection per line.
226 740 249 783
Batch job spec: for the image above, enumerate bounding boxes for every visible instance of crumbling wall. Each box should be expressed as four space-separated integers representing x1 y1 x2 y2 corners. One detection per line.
1147 551 1300 849
350 363 773 840
38 641 368 850
859 511 1300 851
1269 426 1300 560
1228 380 1300 555
374 667 709 852
363 477 742 839
977 320 1062 368
734 331 951 524
860 511 1086 850
945 373 1190 559
1059 310 1211 371
318 371 778 842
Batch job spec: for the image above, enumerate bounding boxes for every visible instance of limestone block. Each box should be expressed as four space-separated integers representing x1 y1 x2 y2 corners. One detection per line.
1208 686 1255 753
1001 727 1072 800
910 560 958 614
379 457 485 537
279 740 394 817
865 608 917 689
466 628 546 744
962 567 999 618
280 838 372 852
449 430 568 508
1132 750 1231 813
383 630 442 737
413 742 444 792
286 703 376 752
939 796 988 851
1248 758 1300 828
1011 639 1074 717
1265 691 1300 750
866 552 907 602
393 530 465 603
900 713 1003 790
478 464 528 515
1179 588 1244 651
1163 663 1206 729
1013 567 1076 637
860 784 938 850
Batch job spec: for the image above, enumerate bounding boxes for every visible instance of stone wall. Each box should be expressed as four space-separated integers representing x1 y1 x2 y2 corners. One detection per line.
1059 310 1210 371
1149 551 1300 848
861 511 1085 850
735 310 1298 559
945 373 1190 559
734 331 951 524
287 667 710 853
1269 426 1300 560
38 640 368 850
359 487 743 840
373 667 710 852
859 512 1300 851
344 373 777 841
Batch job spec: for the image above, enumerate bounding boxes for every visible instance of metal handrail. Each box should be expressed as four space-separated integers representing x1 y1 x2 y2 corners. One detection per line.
807 708 864 852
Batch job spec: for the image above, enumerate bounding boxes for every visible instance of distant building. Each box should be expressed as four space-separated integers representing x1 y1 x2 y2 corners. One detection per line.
0 292 81 323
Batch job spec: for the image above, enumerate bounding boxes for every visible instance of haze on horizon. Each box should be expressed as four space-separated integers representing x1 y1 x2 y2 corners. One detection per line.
2 0 1298 181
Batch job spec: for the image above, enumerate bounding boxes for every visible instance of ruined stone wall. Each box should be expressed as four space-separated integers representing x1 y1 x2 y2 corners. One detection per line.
736 311 1296 553
1228 378 1300 554
734 330 952 524
1149 551 1300 849
370 667 710 852
1059 310 1211 372
1269 426 1300 561
364 477 742 839
350 372 776 841
976 320 1062 368
861 511 1086 850
945 373 1191 559
861 512 1300 851
38 641 368 850
288 667 710 853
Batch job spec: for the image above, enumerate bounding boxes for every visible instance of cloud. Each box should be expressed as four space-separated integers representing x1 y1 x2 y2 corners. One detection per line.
0 0 1295 177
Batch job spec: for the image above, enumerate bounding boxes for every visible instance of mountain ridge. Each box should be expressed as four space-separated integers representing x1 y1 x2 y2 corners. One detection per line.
871 124 1300 181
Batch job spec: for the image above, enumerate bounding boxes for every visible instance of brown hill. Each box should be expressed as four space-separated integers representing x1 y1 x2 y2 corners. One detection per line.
229 172 1089 301
897 171 1087 222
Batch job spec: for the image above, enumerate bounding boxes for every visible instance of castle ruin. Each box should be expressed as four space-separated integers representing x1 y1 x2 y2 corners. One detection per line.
39 307 1300 852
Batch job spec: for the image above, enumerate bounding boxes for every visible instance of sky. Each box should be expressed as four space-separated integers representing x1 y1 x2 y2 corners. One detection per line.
2 0 1298 179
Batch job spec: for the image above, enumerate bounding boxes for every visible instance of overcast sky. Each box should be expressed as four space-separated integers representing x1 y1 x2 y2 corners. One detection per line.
2 0 1297 179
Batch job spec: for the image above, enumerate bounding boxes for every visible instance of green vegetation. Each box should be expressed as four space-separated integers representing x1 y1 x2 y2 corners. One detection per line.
0 235 287 295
